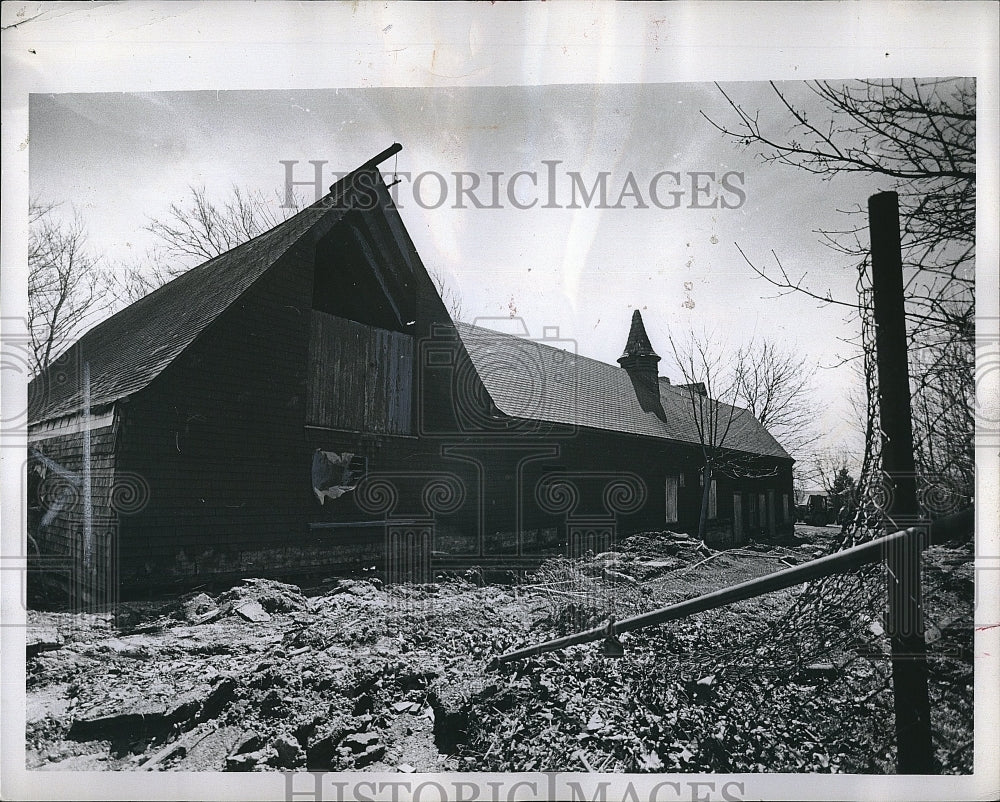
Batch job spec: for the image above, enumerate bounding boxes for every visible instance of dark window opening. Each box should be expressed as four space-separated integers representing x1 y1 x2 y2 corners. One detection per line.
312 211 413 332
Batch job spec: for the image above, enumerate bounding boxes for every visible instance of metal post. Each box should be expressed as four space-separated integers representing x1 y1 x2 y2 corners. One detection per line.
868 191 934 774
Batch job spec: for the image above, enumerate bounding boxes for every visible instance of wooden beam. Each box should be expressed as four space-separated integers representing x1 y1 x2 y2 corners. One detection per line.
869 189 935 774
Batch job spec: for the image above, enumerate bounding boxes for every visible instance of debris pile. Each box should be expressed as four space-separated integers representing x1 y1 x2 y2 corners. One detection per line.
22 525 973 774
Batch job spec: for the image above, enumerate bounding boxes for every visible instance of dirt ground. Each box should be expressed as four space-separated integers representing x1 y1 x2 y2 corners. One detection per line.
23 524 974 773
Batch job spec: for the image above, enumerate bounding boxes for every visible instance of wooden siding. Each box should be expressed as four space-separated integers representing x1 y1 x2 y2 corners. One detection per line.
109 197 454 592
33 175 795 598
27 422 119 607
306 311 413 435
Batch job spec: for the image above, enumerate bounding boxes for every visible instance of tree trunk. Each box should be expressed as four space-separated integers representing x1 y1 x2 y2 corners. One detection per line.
697 463 713 541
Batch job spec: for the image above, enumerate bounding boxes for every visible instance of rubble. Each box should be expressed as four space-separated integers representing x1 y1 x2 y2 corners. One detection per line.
66 675 236 746
26 627 64 658
218 578 307 614
183 593 220 624
26 523 964 773
271 733 305 768
233 600 271 623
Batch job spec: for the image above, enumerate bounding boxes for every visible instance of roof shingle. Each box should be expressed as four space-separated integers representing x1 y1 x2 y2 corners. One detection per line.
454 321 791 460
28 194 341 424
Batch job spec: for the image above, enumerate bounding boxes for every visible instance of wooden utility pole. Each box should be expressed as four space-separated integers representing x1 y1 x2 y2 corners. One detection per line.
868 191 935 774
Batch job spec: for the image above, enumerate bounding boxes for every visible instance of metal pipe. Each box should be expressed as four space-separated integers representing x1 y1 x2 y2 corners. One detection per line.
493 508 972 665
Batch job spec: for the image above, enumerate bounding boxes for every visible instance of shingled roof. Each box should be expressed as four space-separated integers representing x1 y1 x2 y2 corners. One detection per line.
454 321 792 460
28 145 412 426
27 201 337 425
27 142 789 464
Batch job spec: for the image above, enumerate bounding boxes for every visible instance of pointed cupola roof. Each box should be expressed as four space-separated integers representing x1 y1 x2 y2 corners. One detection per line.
618 309 660 368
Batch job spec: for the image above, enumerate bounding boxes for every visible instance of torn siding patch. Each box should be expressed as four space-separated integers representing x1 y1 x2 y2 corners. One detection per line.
311 449 365 504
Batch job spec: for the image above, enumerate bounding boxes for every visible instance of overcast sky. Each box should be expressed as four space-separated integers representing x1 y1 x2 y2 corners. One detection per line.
29 82 905 460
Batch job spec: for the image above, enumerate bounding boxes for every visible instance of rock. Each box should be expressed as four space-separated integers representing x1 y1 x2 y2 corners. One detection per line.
325 580 350 595
271 733 305 769
261 688 289 717
29 649 98 680
189 608 222 625
68 679 233 743
397 763 416 773
173 725 243 771
26 627 64 659
355 744 386 767
182 593 218 624
234 600 271 623
231 732 266 756
226 751 261 772
139 733 195 770
69 708 169 744
306 715 359 768
194 676 237 723
94 636 155 660
685 674 716 701
352 692 373 715
219 578 306 614
342 731 380 753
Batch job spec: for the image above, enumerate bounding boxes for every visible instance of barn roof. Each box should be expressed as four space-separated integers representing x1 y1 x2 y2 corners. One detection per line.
28 201 336 425
28 145 413 426
28 142 789 463
454 321 792 461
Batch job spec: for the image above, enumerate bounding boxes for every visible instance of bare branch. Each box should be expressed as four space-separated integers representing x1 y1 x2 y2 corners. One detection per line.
28 200 106 375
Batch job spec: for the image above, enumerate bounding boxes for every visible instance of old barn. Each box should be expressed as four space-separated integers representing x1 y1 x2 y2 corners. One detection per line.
26 145 793 605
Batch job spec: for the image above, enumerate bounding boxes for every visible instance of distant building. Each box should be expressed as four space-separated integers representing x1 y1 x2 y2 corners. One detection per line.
27 145 794 605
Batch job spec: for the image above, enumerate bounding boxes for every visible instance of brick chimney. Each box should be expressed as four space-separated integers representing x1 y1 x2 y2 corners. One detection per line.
617 309 661 388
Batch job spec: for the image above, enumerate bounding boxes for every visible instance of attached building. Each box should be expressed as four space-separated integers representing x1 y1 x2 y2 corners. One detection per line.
26 145 794 605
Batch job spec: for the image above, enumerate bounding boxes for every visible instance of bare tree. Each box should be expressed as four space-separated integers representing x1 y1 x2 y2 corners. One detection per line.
98 185 304 309
146 184 299 264
28 200 102 375
734 340 818 459
703 78 975 504
428 265 465 322
97 251 181 310
667 330 778 541
703 79 974 327
812 447 859 492
136 184 466 320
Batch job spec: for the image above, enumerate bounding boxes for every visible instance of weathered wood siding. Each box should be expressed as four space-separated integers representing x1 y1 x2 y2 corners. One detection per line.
27 420 120 607
306 312 413 435
36 170 795 599
108 179 457 593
